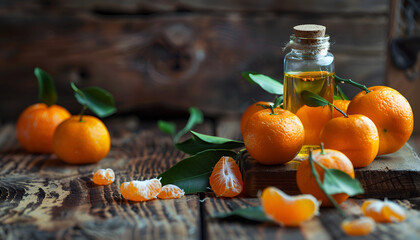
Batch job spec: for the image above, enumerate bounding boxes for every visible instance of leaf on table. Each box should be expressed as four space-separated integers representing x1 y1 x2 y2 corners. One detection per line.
158 149 237 194
175 131 244 155
320 167 365 196
158 120 176 136
173 107 203 143
34 67 57 106
242 72 284 95
212 206 271 222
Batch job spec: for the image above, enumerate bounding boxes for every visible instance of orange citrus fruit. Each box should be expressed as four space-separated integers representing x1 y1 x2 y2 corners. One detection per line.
320 114 379 168
243 108 304 165
347 86 413 155
296 105 332 145
240 101 273 135
362 199 407 223
16 103 71 153
158 184 185 199
260 187 319 227
333 100 350 118
209 156 243 197
92 168 115 186
341 217 375 236
52 115 110 164
296 149 355 207
121 178 162 202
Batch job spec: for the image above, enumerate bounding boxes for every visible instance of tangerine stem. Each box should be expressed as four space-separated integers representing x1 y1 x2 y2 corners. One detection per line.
334 75 371 94
329 103 348 118
308 151 348 218
320 143 325 155
79 105 87 122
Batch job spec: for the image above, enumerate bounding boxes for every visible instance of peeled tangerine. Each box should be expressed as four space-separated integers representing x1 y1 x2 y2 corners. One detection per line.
92 168 115 185
341 217 376 236
209 156 243 197
158 184 185 199
260 187 319 227
362 199 407 223
120 178 162 201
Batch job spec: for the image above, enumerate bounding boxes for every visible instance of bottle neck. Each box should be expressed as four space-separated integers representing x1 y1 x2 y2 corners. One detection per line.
286 35 330 58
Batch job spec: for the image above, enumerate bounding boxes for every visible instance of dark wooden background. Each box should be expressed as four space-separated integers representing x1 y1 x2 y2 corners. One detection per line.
0 0 417 133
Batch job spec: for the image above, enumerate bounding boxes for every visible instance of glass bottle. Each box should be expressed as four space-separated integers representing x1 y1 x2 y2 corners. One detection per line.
283 24 335 157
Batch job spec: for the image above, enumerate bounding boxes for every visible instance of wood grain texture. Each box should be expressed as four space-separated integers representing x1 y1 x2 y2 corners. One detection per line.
0 117 211 240
241 144 420 198
0 2 388 121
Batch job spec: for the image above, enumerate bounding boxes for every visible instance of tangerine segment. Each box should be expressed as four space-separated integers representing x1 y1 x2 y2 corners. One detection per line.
296 149 354 207
240 101 273 135
243 108 304 165
92 168 115 186
16 103 71 153
347 86 413 155
320 114 379 168
341 217 375 236
362 199 407 223
120 178 162 202
260 187 319 227
209 156 243 197
158 184 185 199
296 105 332 145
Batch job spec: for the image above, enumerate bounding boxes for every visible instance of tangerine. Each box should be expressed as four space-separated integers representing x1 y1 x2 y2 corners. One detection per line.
121 178 162 202
53 115 110 164
347 86 413 155
158 184 185 199
296 105 332 145
260 187 319 227
341 217 375 236
296 149 355 207
243 108 304 165
333 100 350 118
362 199 407 223
92 168 115 186
320 114 379 168
240 101 273 135
209 156 243 197
16 103 70 153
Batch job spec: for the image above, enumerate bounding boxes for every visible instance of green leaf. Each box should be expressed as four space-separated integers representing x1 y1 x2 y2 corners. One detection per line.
158 149 237 194
173 107 203 143
175 131 244 155
158 120 176 136
301 90 330 107
242 72 284 95
320 167 364 196
213 206 271 222
34 68 57 106
71 82 116 118
334 85 349 100
273 95 283 108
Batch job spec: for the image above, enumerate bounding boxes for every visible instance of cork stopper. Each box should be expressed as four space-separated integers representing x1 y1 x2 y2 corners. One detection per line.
293 24 326 38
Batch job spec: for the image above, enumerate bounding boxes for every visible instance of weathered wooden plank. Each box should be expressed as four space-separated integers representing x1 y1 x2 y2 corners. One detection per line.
0 0 389 14
0 117 211 239
241 143 420 199
0 14 387 121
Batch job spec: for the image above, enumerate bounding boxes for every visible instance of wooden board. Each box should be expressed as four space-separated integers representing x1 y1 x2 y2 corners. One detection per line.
0 1 388 121
241 144 420 198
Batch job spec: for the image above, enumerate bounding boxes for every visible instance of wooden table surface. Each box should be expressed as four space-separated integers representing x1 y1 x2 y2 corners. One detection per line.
1 116 420 240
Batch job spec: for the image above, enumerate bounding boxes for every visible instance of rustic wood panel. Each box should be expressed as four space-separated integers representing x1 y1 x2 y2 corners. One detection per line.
386 0 420 134
0 0 389 15
0 13 387 121
241 143 420 199
0 117 214 239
